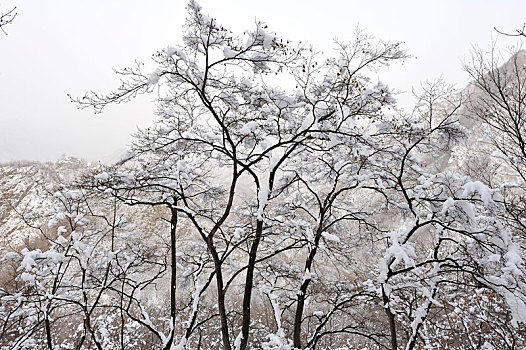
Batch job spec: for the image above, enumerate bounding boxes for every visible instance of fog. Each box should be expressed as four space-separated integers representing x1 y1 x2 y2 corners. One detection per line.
0 0 524 162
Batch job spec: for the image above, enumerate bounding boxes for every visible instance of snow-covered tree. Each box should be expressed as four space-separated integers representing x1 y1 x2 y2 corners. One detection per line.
2 2 525 350
71 1 409 348
465 48 526 246
1 184 132 349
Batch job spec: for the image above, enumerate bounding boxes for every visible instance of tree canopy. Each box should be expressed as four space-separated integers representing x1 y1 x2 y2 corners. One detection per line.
1 2 526 349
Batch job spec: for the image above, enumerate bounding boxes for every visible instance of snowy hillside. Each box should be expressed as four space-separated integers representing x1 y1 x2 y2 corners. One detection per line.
0 160 67 250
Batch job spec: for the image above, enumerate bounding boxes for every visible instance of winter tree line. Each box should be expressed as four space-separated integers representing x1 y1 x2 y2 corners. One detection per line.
1 1 526 349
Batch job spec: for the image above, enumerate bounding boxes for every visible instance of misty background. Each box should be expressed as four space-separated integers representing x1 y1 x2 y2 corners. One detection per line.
1 0 525 162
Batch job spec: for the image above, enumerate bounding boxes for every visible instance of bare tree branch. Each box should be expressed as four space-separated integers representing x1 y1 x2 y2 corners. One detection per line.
0 6 17 35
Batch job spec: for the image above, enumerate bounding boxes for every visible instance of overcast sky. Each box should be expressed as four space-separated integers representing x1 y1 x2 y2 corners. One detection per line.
0 0 525 162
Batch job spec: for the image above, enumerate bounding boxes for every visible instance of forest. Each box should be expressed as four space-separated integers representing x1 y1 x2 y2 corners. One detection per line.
1 2 526 349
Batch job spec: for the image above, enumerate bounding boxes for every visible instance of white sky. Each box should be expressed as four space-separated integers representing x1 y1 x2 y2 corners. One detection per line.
0 0 525 162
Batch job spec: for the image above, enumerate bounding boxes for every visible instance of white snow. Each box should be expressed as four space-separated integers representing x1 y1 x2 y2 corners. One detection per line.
256 184 269 220
302 268 312 282
119 148 136 163
239 121 259 135
223 46 238 58
440 197 455 215
234 332 243 350
300 113 314 132
462 181 493 205
94 172 110 181
147 68 162 85
321 231 340 243
166 46 187 61
20 272 35 283
0 252 20 262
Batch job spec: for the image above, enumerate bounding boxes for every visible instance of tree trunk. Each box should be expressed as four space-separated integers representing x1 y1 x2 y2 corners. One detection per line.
239 219 263 350
293 224 323 348
382 287 398 350
210 244 232 350
163 206 178 350
45 315 53 350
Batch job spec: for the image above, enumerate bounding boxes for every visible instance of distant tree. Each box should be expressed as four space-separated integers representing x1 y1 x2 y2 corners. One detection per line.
454 44 526 349
465 47 526 242
0 6 16 35
495 22 526 38
0 185 133 349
